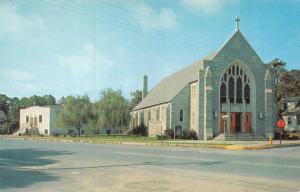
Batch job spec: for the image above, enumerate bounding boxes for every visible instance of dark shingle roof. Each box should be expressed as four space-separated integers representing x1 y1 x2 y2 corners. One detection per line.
132 52 216 111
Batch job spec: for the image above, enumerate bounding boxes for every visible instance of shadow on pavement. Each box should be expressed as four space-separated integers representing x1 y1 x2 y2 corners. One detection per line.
0 148 73 189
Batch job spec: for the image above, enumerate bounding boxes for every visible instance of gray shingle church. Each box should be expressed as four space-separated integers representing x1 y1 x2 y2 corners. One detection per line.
130 17 275 140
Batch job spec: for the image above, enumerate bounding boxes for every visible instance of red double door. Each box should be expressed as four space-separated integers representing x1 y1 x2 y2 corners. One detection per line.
220 112 251 133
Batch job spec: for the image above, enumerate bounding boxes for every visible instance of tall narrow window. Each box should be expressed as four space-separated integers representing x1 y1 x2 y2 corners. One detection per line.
236 77 243 103
228 77 235 103
26 116 29 123
30 117 33 127
156 108 160 121
34 117 38 127
220 83 226 103
180 110 183 122
39 115 42 123
148 111 151 121
244 84 250 104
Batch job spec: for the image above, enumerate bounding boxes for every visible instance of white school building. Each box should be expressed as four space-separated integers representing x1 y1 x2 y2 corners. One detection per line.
18 105 62 135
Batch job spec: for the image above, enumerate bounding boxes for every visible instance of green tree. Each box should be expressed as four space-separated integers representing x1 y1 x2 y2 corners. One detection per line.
17 97 31 108
56 95 93 136
276 70 300 101
42 95 57 105
0 94 10 115
129 90 142 110
271 58 287 86
95 89 130 135
7 97 19 131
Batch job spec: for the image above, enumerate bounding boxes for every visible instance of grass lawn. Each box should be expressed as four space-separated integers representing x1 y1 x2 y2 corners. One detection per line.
13 134 231 148
63 135 158 142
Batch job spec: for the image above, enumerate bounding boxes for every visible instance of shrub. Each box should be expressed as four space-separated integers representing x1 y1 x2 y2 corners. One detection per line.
164 129 174 138
156 134 170 140
131 123 147 136
187 129 198 140
53 133 61 137
166 129 198 140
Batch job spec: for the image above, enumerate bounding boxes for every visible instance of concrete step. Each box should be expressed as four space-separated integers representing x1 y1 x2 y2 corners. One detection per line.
13 128 26 136
214 134 225 140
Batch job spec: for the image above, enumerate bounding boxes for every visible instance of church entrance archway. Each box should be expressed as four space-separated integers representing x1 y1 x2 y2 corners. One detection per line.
219 61 255 135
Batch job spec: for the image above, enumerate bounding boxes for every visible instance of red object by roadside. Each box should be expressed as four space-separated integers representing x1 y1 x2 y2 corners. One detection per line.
277 119 285 129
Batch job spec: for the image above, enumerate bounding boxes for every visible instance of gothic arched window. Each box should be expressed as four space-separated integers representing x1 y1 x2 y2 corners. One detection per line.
220 83 226 103
220 64 251 104
229 76 235 103
236 77 243 103
244 84 250 104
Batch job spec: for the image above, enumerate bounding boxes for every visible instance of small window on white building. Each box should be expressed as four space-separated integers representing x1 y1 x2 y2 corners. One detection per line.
44 129 48 134
39 115 42 123
26 116 29 123
288 117 292 125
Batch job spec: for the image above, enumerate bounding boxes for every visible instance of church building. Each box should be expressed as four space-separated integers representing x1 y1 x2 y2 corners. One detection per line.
130 17 275 140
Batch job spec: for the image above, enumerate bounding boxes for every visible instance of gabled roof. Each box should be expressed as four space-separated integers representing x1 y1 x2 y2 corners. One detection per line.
214 29 264 64
132 29 260 111
282 106 300 116
132 52 216 111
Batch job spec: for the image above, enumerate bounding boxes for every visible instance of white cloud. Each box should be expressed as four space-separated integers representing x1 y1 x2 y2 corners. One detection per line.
55 43 114 77
181 0 234 14
0 69 45 96
0 69 34 81
133 1 177 30
0 1 44 37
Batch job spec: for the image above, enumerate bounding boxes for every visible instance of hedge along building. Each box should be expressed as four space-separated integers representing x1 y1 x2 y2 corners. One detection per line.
130 17 275 140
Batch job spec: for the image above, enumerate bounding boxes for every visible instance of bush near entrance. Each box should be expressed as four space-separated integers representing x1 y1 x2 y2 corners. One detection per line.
158 129 198 140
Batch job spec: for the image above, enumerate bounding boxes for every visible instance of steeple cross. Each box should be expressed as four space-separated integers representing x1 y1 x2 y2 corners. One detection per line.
235 16 240 30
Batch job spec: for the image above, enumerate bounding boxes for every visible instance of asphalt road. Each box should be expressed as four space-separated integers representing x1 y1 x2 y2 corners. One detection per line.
0 137 300 192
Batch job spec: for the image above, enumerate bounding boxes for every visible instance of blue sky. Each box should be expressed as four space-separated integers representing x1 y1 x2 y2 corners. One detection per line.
0 0 299 101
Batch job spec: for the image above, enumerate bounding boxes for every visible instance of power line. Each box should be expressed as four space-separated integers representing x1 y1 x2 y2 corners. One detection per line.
41 0 216 51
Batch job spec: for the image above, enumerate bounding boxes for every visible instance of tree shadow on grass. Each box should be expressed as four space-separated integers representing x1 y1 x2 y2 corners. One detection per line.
0 148 73 189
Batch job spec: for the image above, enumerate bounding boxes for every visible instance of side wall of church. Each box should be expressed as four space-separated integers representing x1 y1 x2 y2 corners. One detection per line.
171 85 191 133
130 103 170 136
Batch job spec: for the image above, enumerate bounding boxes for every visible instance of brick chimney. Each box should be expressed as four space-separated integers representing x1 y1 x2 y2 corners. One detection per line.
142 75 148 99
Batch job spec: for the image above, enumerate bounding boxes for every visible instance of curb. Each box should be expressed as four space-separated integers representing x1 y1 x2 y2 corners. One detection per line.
225 143 300 150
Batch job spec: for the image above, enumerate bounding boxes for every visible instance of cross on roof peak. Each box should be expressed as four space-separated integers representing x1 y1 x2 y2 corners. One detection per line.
235 16 240 30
